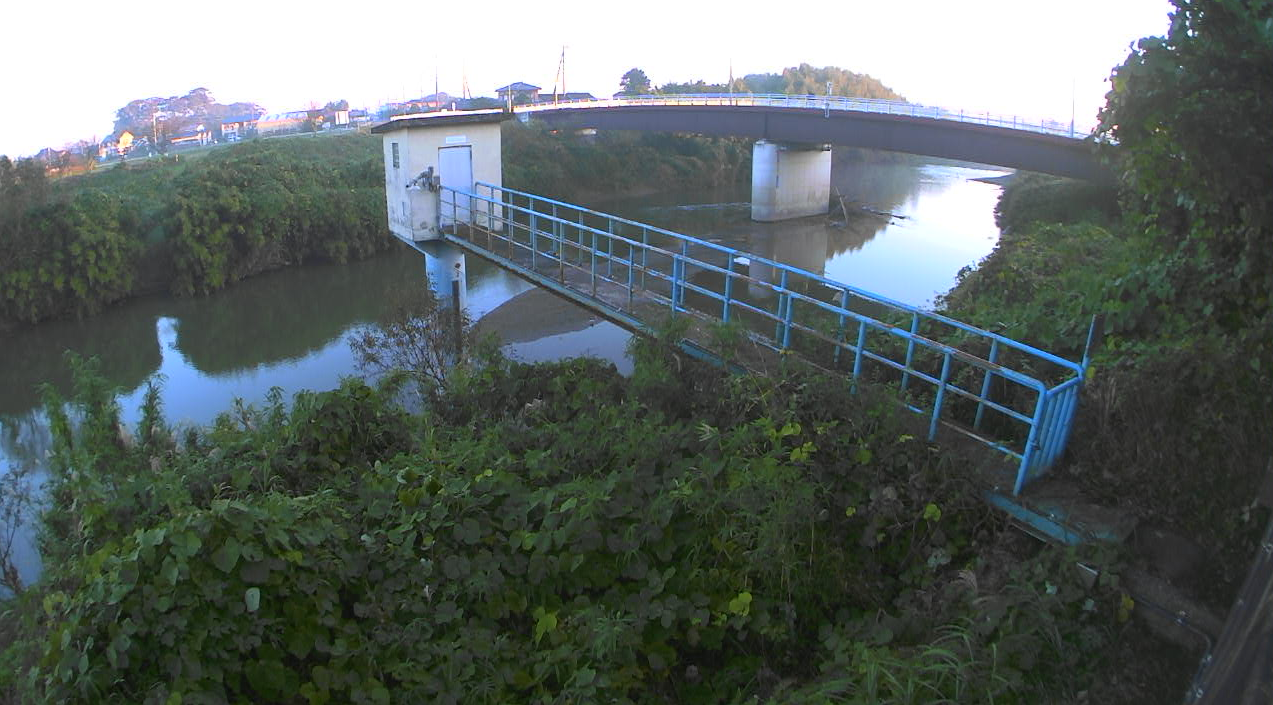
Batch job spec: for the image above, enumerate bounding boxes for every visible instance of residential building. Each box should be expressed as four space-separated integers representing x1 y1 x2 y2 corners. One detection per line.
218 114 260 142
495 82 541 104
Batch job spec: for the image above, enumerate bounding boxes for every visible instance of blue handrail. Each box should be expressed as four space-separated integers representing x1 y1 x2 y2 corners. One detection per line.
440 183 1088 494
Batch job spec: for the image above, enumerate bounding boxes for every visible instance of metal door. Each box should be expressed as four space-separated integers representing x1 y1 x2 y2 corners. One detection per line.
439 146 473 228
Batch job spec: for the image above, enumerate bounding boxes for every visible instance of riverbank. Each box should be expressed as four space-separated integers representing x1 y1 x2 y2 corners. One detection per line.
938 172 1270 610
1 328 1147 702
0 125 755 329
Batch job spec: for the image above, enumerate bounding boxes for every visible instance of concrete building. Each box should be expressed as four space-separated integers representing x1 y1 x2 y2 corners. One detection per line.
372 111 509 242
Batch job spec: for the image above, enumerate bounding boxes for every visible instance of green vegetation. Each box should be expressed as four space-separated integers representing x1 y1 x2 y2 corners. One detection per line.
503 122 751 202
0 331 1142 703
0 133 391 325
655 64 905 102
939 0 1272 607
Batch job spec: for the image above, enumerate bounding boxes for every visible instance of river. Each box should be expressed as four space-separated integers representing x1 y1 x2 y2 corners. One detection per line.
0 153 1007 589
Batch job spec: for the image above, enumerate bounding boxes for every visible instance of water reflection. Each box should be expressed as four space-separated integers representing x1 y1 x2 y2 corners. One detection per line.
595 153 1005 307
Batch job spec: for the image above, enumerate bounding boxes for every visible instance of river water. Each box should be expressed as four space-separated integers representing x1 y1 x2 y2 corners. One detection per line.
0 154 1007 588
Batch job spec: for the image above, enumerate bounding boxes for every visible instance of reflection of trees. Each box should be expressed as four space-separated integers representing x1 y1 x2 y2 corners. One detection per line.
825 152 925 259
0 409 53 472
171 251 421 375
0 300 164 416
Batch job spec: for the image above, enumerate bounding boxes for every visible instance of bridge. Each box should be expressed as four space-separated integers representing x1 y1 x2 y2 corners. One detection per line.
516 93 1110 183
503 93 1109 221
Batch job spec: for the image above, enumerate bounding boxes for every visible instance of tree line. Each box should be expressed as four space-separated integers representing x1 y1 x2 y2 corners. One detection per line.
618 63 905 101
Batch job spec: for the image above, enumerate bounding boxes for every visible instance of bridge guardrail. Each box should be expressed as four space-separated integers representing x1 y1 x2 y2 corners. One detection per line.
515 93 1094 140
442 183 1089 494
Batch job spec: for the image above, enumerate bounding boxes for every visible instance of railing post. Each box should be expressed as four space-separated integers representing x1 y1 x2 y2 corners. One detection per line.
928 352 953 441
530 211 537 270
590 229 598 297
774 270 789 341
641 227 648 291
679 240 690 308
900 313 919 393
974 340 1000 431
852 319 868 388
782 289 796 349
1016 392 1050 495
627 242 635 309
670 255 681 313
606 219 614 280
723 257 734 322
833 289 849 368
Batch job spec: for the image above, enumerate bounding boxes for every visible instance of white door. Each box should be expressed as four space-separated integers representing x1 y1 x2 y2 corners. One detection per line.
438 146 473 228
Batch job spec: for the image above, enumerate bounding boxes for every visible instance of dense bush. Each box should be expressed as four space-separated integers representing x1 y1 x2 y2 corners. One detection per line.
0 340 1133 703
168 142 388 296
0 189 138 322
993 174 1120 234
0 134 392 323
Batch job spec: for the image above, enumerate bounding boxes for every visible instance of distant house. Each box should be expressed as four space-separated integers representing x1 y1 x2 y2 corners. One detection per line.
496 82 541 104
349 108 373 126
99 130 135 157
218 114 260 142
34 147 69 169
170 124 213 148
257 111 310 135
387 94 450 115
552 91 596 103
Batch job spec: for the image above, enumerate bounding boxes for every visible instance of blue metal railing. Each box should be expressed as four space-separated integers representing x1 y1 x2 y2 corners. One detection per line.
441 183 1087 494
514 92 1094 140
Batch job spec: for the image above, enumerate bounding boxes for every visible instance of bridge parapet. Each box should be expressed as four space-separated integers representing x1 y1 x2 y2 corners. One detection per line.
516 93 1097 141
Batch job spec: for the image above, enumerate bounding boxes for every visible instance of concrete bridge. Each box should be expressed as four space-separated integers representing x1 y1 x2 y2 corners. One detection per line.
515 93 1110 220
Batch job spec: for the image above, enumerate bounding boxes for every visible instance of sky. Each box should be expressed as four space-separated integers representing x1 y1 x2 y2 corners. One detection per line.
0 0 1173 158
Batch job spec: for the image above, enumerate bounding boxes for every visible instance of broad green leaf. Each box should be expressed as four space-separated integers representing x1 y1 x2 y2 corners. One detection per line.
245 587 261 613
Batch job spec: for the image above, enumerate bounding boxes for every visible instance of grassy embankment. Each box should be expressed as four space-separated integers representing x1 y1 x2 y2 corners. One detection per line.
938 173 1271 611
0 125 751 329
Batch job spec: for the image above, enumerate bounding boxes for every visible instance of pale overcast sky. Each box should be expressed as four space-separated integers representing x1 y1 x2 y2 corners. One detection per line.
0 0 1172 158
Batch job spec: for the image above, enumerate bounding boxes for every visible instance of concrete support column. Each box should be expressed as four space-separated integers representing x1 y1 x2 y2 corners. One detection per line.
422 241 468 312
751 140 832 222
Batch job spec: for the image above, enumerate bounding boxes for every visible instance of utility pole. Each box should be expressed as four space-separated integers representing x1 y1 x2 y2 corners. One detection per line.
1070 77 1076 137
553 46 567 104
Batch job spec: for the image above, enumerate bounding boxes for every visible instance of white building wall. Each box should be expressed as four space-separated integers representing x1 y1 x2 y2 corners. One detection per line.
382 119 504 242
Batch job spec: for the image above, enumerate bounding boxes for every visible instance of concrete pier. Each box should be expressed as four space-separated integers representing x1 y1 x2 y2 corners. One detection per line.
422 241 468 311
750 140 833 222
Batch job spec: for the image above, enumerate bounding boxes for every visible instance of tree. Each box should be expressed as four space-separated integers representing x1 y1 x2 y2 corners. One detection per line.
619 68 652 96
1097 0 1273 330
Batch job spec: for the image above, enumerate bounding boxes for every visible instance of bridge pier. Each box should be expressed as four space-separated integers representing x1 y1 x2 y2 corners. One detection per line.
750 140 833 222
